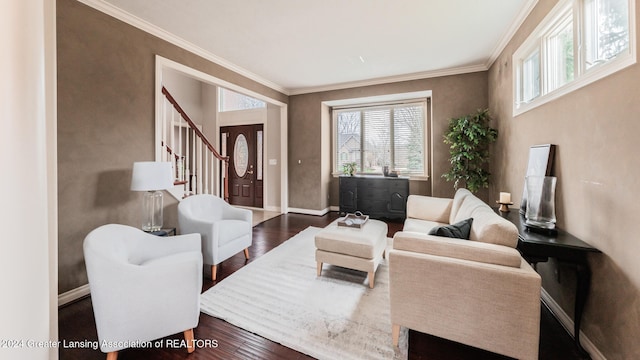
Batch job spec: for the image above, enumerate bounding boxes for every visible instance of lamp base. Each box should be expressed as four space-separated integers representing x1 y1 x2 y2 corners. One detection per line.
141 190 164 232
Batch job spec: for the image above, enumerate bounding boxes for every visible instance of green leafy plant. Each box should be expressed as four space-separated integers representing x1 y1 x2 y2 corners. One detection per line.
342 162 358 176
442 109 498 193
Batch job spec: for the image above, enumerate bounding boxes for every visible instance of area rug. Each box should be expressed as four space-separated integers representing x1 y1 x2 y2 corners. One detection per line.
200 226 408 360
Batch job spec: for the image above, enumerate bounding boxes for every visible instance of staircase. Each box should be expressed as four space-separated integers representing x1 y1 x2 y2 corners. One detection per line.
160 86 229 201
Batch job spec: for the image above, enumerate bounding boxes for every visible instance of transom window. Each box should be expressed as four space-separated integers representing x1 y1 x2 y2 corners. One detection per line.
513 0 635 115
584 0 630 69
218 87 266 112
333 101 427 176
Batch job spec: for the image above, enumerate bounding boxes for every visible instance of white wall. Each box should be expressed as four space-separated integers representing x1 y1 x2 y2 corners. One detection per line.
267 104 282 210
163 69 204 124
201 83 218 145
320 103 331 210
1 1 58 359
218 108 267 127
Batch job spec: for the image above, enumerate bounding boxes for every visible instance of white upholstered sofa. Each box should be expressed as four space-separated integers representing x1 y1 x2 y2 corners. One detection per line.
389 188 542 360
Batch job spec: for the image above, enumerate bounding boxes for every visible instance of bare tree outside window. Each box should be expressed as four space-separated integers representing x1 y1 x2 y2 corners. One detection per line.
219 88 266 112
585 0 629 69
363 109 390 173
336 111 361 172
393 106 424 174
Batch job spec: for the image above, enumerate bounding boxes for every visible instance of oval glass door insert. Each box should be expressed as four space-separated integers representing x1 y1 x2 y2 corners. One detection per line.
234 134 249 177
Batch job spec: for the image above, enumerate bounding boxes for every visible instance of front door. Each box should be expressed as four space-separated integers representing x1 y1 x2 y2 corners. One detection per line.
221 124 263 208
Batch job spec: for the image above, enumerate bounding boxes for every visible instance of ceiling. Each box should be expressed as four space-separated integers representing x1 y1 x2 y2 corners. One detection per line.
96 0 536 95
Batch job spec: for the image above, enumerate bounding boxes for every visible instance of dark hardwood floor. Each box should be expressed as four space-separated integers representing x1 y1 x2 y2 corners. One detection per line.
59 213 588 359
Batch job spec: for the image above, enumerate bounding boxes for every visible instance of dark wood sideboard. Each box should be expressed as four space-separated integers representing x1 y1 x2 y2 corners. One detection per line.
497 208 601 356
339 175 409 220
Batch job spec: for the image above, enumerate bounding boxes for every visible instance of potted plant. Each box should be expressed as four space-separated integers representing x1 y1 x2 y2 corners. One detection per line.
342 162 358 176
442 109 498 193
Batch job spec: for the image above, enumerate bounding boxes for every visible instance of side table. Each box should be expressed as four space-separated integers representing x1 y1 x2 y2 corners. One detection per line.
496 209 601 357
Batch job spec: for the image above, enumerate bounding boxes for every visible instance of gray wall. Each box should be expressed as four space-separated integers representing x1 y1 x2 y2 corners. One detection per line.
289 72 489 211
488 0 640 358
57 0 286 293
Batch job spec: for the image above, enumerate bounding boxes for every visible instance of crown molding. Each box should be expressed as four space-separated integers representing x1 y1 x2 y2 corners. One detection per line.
288 64 488 95
485 0 539 69
76 0 290 95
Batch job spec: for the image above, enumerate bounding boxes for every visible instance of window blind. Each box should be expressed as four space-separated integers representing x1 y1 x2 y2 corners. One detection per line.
335 101 426 176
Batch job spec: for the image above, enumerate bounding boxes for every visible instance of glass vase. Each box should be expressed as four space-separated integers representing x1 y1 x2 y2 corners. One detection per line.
525 176 557 229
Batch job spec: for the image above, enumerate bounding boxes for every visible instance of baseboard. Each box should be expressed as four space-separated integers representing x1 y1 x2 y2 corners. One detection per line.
540 289 606 360
287 207 331 216
329 205 340 212
58 284 90 307
264 205 281 213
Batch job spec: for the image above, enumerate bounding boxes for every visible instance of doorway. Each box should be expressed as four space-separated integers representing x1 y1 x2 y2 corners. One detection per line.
222 124 264 208
155 55 288 213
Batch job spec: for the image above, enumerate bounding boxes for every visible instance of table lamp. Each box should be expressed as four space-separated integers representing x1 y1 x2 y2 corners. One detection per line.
130 161 174 232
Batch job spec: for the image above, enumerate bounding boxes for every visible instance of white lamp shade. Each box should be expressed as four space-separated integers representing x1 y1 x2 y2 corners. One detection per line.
130 161 174 191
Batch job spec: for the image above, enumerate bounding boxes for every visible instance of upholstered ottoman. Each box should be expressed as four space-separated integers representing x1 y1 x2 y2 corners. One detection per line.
314 219 388 288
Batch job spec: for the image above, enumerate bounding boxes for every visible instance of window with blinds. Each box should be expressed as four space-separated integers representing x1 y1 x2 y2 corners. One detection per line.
334 102 426 176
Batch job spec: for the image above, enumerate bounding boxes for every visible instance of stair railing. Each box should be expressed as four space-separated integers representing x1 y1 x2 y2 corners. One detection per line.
161 86 229 202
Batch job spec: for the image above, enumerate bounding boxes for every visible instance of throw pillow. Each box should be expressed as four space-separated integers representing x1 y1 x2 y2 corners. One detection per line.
428 218 473 239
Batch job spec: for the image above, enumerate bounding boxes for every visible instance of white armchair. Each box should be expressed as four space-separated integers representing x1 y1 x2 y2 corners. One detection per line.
178 194 252 281
83 224 203 360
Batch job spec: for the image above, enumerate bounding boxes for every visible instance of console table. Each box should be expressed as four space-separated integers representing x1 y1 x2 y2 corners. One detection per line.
339 175 409 219
497 209 601 356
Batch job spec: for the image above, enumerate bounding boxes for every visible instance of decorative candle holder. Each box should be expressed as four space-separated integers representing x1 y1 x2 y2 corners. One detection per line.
497 201 514 212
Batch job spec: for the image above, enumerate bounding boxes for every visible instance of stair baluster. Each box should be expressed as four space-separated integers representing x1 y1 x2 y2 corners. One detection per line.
160 86 229 201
